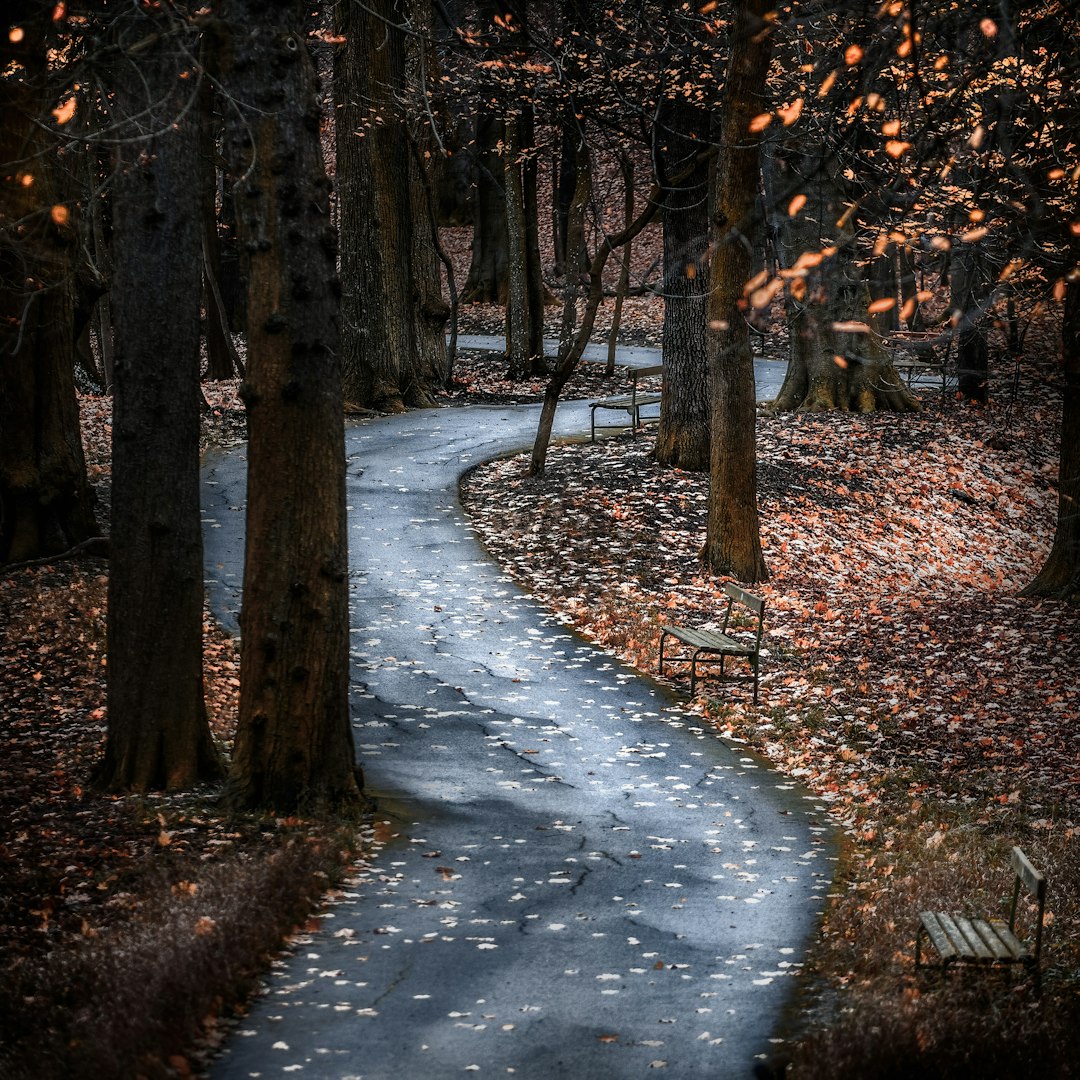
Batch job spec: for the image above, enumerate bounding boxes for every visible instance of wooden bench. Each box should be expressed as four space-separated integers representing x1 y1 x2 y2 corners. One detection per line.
658 583 765 703
590 363 663 441
915 846 1047 988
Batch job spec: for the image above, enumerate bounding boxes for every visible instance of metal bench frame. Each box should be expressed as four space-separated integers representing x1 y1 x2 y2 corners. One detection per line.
658 583 765 703
589 364 663 441
884 329 957 395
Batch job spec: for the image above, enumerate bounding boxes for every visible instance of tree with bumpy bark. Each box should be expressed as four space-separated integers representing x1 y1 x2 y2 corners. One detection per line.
217 0 363 813
334 0 447 411
96 6 223 792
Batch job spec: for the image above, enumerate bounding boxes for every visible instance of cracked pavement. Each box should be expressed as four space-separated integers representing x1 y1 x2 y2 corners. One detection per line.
200 395 835 1079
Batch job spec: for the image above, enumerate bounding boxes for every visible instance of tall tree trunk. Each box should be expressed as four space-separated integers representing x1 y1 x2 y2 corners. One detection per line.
97 12 222 791
336 0 410 410
769 140 918 414
336 0 444 410
1022 271 1080 599
764 78 918 415
530 137 592 476
654 87 712 472
219 0 362 813
502 0 548 376
0 9 98 565
701 0 772 583
504 106 545 379
463 114 509 302
606 154 633 375
407 10 452 395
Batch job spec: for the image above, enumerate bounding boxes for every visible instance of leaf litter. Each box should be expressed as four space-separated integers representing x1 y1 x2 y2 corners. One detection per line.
459 365 1078 833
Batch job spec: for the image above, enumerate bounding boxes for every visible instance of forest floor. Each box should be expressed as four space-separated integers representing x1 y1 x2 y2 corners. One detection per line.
1 311 1077 1077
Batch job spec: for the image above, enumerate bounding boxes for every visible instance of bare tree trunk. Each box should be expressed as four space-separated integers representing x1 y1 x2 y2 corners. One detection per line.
1023 271 1080 599
606 156 633 375
336 0 445 410
950 242 991 403
463 116 509 302
505 115 533 380
767 115 918 413
0 10 99 565
220 0 362 813
336 0 410 410
530 137 590 475
503 0 545 380
701 0 771 583
654 87 711 472
97 11 222 792
406 0 450 397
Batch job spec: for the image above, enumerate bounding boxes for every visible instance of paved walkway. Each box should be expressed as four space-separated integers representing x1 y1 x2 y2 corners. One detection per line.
455 335 787 397
201 396 832 1079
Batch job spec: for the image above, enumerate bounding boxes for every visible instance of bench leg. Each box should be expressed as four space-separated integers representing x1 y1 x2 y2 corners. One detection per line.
690 648 709 695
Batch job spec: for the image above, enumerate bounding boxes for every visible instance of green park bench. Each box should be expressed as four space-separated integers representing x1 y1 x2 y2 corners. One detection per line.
915 846 1047 988
884 329 956 394
589 363 664 441
658 583 765 704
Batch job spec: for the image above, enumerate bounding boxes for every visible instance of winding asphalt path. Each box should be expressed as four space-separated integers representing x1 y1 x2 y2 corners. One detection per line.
201 382 834 1079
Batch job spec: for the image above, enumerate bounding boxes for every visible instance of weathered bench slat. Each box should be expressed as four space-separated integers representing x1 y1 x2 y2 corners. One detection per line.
971 919 1018 961
918 912 958 963
661 627 753 656
951 916 996 961
987 919 1030 960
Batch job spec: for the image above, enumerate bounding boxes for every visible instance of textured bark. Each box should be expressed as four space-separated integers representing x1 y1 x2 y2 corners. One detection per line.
462 0 513 302
654 88 711 472
220 0 362 813
0 11 98 565
701 0 771 584
335 0 445 410
1023 274 1080 599
605 154 633 375
530 138 591 476
97 13 222 792
462 111 509 302
504 107 545 379
407 84 452 395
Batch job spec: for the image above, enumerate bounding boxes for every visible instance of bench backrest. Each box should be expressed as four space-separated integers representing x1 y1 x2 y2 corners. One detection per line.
1009 846 1046 959
629 364 665 383
721 583 765 649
